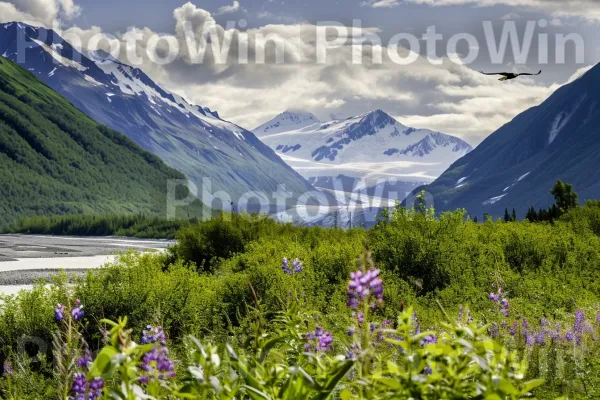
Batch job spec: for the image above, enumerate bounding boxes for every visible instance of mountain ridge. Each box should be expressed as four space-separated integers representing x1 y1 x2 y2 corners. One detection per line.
411 62 600 219
0 22 314 207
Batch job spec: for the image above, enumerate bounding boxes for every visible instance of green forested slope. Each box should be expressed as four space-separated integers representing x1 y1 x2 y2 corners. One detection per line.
0 57 189 224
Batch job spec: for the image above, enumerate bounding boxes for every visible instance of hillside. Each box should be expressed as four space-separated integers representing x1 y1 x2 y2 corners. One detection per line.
413 63 600 219
0 56 196 224
0 22 314 207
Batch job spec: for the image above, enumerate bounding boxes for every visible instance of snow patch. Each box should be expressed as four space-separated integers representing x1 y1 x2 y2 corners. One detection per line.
457 177 467 185
517 172 530 182
84 75 104 86
48 67 57 77
483 194 507 206
30 38 87 72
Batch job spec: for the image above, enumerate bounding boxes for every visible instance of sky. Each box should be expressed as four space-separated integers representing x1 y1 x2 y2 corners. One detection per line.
1 0 599 144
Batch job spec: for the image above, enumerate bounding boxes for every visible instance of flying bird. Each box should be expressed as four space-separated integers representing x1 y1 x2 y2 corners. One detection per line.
479 70 542 81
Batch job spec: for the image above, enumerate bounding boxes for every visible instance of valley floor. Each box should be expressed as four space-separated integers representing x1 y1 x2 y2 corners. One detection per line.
0 235 173 294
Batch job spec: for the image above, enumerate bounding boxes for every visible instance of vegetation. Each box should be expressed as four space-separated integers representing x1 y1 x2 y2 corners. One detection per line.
3 214 196 239
0 57 206 225
3 198 600 398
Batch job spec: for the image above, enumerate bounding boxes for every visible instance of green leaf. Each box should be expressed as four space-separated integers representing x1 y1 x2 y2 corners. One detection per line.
521 379 545 394
88 346 118 378
243 385 271 400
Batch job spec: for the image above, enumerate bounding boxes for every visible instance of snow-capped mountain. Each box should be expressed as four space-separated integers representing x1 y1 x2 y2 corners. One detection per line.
0 22 313 207
254 109 472 199
412 63 600 219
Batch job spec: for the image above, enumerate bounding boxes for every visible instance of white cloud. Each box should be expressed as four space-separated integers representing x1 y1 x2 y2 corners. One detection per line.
215 0 242 15
402 0 600 22
4 0 590 145
361 0 401 8
0 0 81 26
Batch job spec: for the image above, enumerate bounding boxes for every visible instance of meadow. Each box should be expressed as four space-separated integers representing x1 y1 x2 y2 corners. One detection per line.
2 198 600 398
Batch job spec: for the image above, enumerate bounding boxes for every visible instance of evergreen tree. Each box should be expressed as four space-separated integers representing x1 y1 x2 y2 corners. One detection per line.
550 180 579 214
512 208 517 222
504 208 511 223
473 216 478 223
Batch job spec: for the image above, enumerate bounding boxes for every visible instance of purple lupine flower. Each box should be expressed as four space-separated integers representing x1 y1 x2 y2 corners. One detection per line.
488 323 499 338
522 318 528 331
369 322 379 333
55 304 65 322
421 334 437 347
423 365 433 375
77 351 92 369
139 326 176 384
510 321 517 336
488 293 499 303
467 310 473 323
565 331 575 342
142 325 167 346
292 258 303 273
304 326 334 352
88 378 104 400
347 269 383 309
535 332 546 346
501 298 510 317
3 360 13 375
526 334 535 346
71 299 84 321
574 310 585 334
71 373 87 397
541 318 549 327
282 258 292 275
382 319 393 328
597 313 600 323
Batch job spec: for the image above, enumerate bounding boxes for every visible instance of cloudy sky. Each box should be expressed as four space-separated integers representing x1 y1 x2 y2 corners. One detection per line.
1 0 599 144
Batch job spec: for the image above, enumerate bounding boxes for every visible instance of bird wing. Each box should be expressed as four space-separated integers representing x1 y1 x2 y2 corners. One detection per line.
479 71 509 76
517 70 542 76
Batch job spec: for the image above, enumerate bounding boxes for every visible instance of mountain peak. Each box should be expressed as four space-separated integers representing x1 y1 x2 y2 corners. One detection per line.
254 110 321 136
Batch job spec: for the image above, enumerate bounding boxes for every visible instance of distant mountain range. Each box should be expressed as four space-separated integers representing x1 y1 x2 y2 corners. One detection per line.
413 63 600 219
0 56 197 225
0 22 313 209
253 110 472 200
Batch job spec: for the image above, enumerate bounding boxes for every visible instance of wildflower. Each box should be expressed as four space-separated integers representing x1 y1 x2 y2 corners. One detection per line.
421 334 437 347
488 323 499 338
304 326 334 352
347 269 383 309
282 258 292 275
55 304 65 322
488 292 499 303
423 365 433 375
382 319 393 328
526 334 535 346
522 318 528 331
535 332 546 346
597 313 600 323
500 297 510 317
3 359 13 375
510 321 517 336
574 310 585 334
142 325 167 346
71 299 84 321
565 331 575 342
72 373 87 397
292 258 303 273
467 310 473 323
71 373 103 400
139 326 176 384
77 351 92 369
